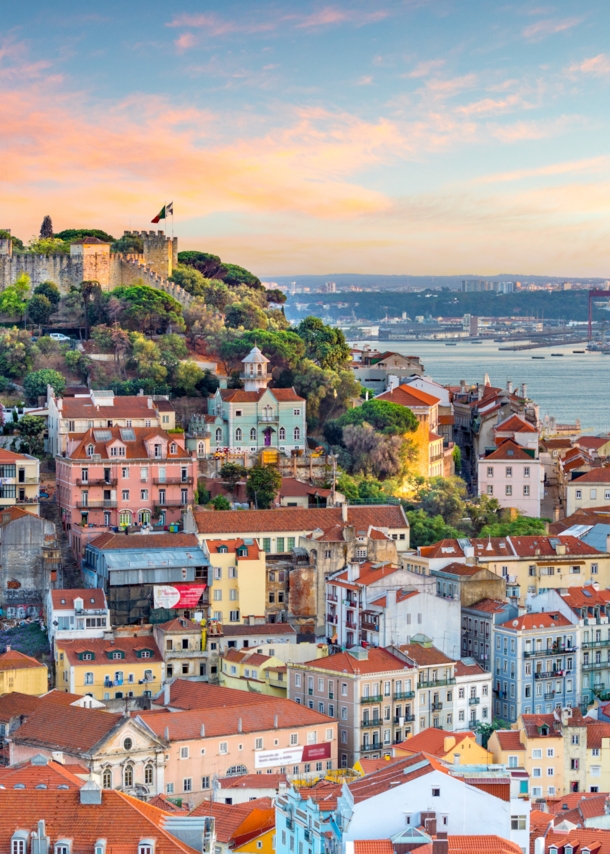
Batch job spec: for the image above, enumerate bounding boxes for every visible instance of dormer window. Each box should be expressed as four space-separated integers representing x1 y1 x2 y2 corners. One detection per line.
11 832 28 854
138 650 152 658
237 547 248 557
154 445 162 458
87 445 95 457
55 841 71 854
170 443 177 454
95 840 107 854
139 842 154 854
218 545 228 554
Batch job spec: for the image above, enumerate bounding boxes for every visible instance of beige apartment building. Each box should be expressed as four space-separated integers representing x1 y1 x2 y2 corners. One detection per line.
0 449 41 515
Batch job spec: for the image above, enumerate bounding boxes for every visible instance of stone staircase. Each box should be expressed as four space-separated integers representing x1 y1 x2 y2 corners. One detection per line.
41 498 82 589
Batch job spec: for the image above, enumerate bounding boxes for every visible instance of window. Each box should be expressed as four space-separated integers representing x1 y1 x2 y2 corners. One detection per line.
255 738 264 750
141 489 149 500
250 428 256 441
219 742 228 754
123 765 133 788
294 409 301 416
576 489 582 500
508 756 518 768
532 749 542 759
202 775 210 789
279 427 286 440
230 610 240 622
487 467 493 477
570 566 581 574
505 485 512 496
290 733 299 745
123 737 133 750
506 466 512 478
524 467 530 477
144 765 154 786
532 768 541 777
235 428 242 441
215 428 222 442
183 778 192 792
432 788 440 797
180 746 189 759
85 672 94 685
592 563 598 574
55 845 70 854
102 768 112 789
487 485 493 496
547 748 554 758
511 817 527 831
523 485 530 496
294 427 301 441
122 489 130 501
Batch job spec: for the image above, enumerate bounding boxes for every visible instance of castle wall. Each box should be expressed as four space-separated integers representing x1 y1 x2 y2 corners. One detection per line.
0 254 82 293
80 245 111 289
126 230 175 279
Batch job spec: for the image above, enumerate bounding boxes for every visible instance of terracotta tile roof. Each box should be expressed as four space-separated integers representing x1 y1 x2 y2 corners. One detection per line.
577 436 610 450
269 388 305 402
496 414 538 433
353 843 393 854
155 400 174 411
499 612 573 631
222 649 271 666
50 588 107 610
279 478 332 499
376 384 441 408
207 538 262 559
40 690 97 707
147 794 189 813
530 809 555 837
483 439 535 461
398 643 455 666
509 535 599 557
334 561 401 587
571 468 610 483
544 829 610 854
357 756 403 775
492 730 524 751
546 791 606 814
434 562 479 576
439 415 454 425
11 703 125 753
460 778 510 801
454 659 486 677
549 508 610 534
467 598 510 614
220 773 288 789
158 680 275 710
0 692 42 723
56 636 162 667
585 722 610 750
220 623 296 637
188 799 274 844
418 540 465 559
0 756 85 789
140 697 331 740
0 789 199 854
0 449 35 463
429 431 443 442
59 395 157 419
561 587 610 612
299 647 413 675
395 728 474 757
0 649 45 672
348 753 449 803
519 711 588 738
0 506 29 525
88 532 201 551
154 617 202 632
66 426 190 461
412 836 522 854
219 388 304 403
295 779 342 810
192 505 408 536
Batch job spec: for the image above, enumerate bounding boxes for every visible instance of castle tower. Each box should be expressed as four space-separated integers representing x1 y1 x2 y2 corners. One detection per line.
140 230 177 279
0 230 13 257
242 346 270 392
69 237 111 289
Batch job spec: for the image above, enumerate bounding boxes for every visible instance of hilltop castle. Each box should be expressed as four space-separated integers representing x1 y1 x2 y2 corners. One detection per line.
0 230 191 305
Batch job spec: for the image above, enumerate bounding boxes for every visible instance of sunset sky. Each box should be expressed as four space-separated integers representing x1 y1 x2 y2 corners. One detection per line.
2 0 610 276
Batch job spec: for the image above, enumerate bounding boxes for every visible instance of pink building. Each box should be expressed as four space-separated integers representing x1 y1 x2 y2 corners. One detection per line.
478 437 543 518
56 426 198 559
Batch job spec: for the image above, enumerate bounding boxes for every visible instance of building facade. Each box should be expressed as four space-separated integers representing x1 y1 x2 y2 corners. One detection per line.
0 449 41 514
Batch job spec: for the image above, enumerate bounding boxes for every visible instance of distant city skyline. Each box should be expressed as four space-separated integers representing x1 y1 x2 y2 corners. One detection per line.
2 0 610 275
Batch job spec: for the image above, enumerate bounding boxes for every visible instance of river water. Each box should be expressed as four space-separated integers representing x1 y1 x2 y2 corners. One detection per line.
349 338 610 434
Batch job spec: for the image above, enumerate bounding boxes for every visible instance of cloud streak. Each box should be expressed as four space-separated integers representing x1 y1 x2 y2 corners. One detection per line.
521 16 582 41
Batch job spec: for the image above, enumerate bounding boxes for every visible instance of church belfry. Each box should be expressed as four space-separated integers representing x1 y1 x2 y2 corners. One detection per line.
241 346 270 392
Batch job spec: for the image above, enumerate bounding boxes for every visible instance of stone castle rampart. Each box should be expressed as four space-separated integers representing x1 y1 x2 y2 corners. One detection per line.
0 229 191 307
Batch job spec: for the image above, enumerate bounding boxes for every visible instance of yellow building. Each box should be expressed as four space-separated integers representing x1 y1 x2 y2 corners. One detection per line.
220 648 288 697
207 539 267 625
584 721 610 793
232 826 275 854
0 449 41 515
394 727 493 765
55 636 164 700
0 648 48 695
375 385 443 479
490 715 564 797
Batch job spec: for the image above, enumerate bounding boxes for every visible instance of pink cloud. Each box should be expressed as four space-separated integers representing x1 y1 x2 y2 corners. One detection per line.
174 33 198 53
522 17 582 41
567 54 610 77
474 156 609 184
407 59 446 78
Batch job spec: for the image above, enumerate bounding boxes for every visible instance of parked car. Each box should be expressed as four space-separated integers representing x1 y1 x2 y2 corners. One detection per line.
49 333 72 342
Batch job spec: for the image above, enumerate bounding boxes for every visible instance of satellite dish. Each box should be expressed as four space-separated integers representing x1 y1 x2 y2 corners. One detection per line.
512 620 518 627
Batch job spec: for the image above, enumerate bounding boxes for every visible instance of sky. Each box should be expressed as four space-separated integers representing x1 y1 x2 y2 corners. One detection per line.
1 0 610 277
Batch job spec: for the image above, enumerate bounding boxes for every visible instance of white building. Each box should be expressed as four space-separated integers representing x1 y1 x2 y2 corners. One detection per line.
46 588 110 648
478 438 544 517
566 470 610 515
453 658 493 731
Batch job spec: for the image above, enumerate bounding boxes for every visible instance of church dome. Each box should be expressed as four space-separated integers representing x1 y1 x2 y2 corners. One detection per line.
242 346 270 364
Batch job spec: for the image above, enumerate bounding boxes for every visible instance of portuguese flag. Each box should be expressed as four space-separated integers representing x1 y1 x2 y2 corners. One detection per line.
151 202 173 223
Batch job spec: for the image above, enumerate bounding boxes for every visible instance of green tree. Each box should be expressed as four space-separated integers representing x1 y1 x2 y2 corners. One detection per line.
34 281 61 308
414 477 468 527
479 517 548 538
474 719 512 749
184 299 226 350
196 483 211 505
172 361 205 396
212 494 232 510
332 398 418 438
219 462 247 498
246 465 282 509
297 316 351 370
219 329 305 375
27 294 54 329
178 250 227 280
197 369 219 397
24 369 66 403
69 280 104 338
0 327 34 377
222 263 262 290
452 444 462 474
27 236 70 255
15 414 46 456
0 273 30 319
64 349 91 382
112 284 184 334
342 423 406 480
406 509 462 547
159 333 189 360
224 299 268 330
466 493 503 535
40 216 54 238
265 289 287 305
129 333 167 384
55 228 115 243
0 229 24 251
110 233 143 253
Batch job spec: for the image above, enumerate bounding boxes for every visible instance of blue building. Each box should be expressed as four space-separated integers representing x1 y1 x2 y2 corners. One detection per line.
493 611 578 722
275 783 349 854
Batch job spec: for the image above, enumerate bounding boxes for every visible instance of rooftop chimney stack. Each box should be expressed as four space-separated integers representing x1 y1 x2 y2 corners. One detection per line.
342 503 348 523
200 724 205 737
274 714 279 729
164 683 170 706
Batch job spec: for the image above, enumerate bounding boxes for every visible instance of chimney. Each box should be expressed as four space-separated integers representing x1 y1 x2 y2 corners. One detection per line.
507 380 513 393
164 683 170 706
555 542 566 556
534 838 545 854
422 813 437 836
460 380 467 392
606 534 610 555
31 820 49 854
148 398 153 408
200 724 205 737
80 780 102 805
57 398 63 411
443 735 456 753
5 644 10 653
342 504 348 523
274 714 279 729
347 562 360 582
238 718 243 733
477 384 484 401
432 836 448 854
521 383 527 398
51 751 64 765
165 726 170 741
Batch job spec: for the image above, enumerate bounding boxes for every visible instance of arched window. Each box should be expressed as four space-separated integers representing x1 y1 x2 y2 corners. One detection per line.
250 428 256 441
119 510 131 527
215 427 222 442
170 443 177 454
197 441 205 456
294 427 300 441
144 764 154 786
257 364 262 375
226 764 248 776
102 768 112 789
139 510 151 525
279 427 286 440
123 764 133 788
235 428 242 442
87 444 95 457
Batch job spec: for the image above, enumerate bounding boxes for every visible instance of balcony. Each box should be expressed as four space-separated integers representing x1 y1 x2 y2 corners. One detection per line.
346 621 358 631
582 639 610 649
15 496 40 505
582 660 609 671
524 645 574 658
418 678 456 689
326 614 338 625
327 593 338 603
544 691 556 700
534 670 564 679
260 414 279 422
394 690 415 700
468 697 480 705
394 714 415 723
77 499 117 508
153 477 194 485
105 678 123 687
76 478 117 487
361 741 382 752
361 718 380 728
360 694 383 704
432 702 443 711
156 498 188 507
361 619 379 632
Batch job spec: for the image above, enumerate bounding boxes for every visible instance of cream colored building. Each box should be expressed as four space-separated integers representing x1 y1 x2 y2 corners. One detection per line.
566 470 610 515
0 449 41 515
220 648 288 697
207 539 267 625
0 648 48 695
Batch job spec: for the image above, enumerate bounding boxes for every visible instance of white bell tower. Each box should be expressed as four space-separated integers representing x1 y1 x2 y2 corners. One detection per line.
241 346 270 392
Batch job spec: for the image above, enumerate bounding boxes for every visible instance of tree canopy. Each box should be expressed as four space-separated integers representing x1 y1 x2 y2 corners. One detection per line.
246 465 282 509
24 369 66 402
332 398 418 438
110 284 185 334
297 316 351 370
55 228 115 243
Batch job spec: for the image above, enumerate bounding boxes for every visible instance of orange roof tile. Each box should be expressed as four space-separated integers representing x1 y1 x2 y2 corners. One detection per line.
398 643 455 666
544 829 610 854
348 753 449 803
59 395 158 419
571 468 610 483
50 588 107 610
0 449 36 463
412 836 522 854
188 799 274 843
484 439 535 462
466 598 511 614
220 773 288 789
454 659 486 677
396 728 474 757
0 648 45 672
207 538 262 559
495 414 538 433
192 505 408 536
376 384 441 408
88 532 201 550
299 647 413 675
0 757 85 789
67 426 190 461
158 680 276 710
56 636 162 667
492 730 524 751
154 617 202 633
334 561 401 587
357 756 403 775
10 703 127 753
499 612 573 631
353 842 393 854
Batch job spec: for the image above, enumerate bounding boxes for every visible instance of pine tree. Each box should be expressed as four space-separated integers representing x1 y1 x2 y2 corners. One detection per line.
39 215 53 238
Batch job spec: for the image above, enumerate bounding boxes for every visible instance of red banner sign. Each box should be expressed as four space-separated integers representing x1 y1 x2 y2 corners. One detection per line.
301 742 332 762
154 583 207 609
